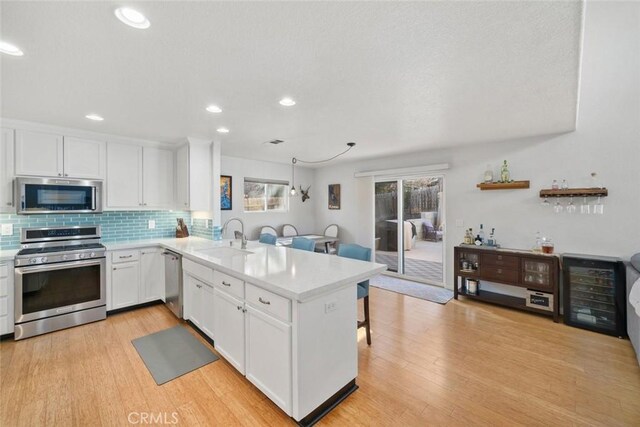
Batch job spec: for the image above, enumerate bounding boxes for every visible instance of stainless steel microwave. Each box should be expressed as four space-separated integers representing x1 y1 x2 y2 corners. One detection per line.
16 177 103 214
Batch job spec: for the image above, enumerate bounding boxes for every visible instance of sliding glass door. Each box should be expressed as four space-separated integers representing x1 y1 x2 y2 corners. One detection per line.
374 176 444 285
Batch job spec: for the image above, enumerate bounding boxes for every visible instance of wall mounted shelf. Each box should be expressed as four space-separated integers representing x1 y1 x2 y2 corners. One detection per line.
539 187 608 198
476 180 530 190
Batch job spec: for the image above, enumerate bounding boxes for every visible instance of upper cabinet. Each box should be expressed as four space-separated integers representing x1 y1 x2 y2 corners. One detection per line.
15 129 105 179
175 140 212 211
0 128 15 212
106 142 175 209
106 142 143 208
143 147 174 209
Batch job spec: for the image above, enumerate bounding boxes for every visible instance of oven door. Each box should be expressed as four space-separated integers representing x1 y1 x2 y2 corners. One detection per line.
17 177 102 214
15 258 106 324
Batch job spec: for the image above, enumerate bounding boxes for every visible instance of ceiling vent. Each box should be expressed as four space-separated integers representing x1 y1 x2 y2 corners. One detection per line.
267 139 284 145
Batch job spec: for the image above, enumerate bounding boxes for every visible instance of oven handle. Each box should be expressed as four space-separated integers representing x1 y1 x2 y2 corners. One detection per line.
15 258 105 274
92 187 96 210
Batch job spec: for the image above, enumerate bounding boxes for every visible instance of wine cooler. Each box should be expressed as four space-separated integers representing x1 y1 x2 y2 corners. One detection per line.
563 254 626 337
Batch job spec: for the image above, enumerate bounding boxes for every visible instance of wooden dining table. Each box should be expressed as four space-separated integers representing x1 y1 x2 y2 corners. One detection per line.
276 234 339 253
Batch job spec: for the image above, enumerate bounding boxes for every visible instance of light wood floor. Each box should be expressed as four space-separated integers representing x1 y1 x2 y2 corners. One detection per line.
1 287 639 426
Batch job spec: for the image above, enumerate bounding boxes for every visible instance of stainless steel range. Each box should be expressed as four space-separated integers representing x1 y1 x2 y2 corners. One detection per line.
14 226 107 340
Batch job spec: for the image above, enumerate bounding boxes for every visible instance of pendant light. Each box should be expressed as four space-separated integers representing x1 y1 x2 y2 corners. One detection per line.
290 143 356 197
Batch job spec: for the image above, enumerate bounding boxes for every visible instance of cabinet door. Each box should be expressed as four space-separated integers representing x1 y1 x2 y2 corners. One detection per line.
214 289 245 373
63 137 105 179
522 259 554 290
111 262 140 310
140 250 164 303
0 128 15 212
143 147 174 208
106 142 142 208
200 283 215 339
175 145 189 209
184 275 203 328
245 305 292 414
15 130 63 177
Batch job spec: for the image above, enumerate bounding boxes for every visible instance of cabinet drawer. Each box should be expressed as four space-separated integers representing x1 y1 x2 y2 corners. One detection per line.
482 254 519 269
213 270 244 299
482 266 519 284
0 315 13 335
0 264 8 278
0 296 7 317
111 250 140 264
246 283 291 323
183 258 214 283
0 277 8 297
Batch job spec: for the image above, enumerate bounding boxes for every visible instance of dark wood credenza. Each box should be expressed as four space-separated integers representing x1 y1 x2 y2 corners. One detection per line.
454 246 560 322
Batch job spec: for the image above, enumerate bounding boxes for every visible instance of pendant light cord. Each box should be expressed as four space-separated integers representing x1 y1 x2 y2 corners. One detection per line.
292 142 355 165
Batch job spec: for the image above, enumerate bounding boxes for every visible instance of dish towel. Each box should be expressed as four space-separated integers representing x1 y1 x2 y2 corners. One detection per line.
631 277 640 317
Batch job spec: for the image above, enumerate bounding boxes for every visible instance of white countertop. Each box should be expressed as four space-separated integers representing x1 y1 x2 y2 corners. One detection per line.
0 249 18 262
107 237 386 302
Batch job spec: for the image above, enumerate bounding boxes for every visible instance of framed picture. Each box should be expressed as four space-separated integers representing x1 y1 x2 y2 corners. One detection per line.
328 184 341 210
220 175 232 210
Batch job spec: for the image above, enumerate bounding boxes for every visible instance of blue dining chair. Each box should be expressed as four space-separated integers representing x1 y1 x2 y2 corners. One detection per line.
259 233 277 245
337 244 372 345
291 237 316 252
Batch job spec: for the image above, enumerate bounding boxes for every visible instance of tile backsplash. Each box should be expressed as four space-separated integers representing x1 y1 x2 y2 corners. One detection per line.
0 211 214 250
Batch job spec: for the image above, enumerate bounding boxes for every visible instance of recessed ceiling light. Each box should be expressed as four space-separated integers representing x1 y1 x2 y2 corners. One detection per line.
217 127 230 133
114 7 150 29
206 105 222 113
85 114 104 121
0 41 24 56
279 98 296 107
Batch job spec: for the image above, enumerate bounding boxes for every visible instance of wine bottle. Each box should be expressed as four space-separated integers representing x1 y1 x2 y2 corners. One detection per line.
478 224 485 243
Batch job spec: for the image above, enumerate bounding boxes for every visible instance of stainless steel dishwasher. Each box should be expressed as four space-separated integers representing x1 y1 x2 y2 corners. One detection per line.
162 250 183 318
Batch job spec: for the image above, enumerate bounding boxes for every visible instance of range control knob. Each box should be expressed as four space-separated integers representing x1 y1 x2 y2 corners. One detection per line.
62 255 68 260
90 252 95 258
79 253 86 259
30 258 38 264
41 257 48 263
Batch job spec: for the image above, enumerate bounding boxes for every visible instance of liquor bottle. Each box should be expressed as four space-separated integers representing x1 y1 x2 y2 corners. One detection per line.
561 179 568 189
478 224 485 243
488 228 495 246
474 234 483 246
500 160 510 183
532 231 542 252
552 179 559 189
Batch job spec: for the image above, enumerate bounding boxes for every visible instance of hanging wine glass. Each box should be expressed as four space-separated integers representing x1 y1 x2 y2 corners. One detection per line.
580 196 590 214
566 196 576 214
593 196 604 215
553 197 563 214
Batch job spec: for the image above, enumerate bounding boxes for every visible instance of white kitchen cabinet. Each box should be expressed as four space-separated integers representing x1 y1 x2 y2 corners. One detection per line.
140 249 164 303
184 273 215 339
106 142 143 208
0 262 15 336
143 147 174 208
15 129 63 177
15 130 104 179
245 304 292 413
0 128 15 212
175 140 211 211
63 137 105 179
214 288 246 373
110 261 141 310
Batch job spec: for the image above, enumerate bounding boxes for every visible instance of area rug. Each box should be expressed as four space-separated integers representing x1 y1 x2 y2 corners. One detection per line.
374 253 443 283
132 325 219 385
370 274 453 304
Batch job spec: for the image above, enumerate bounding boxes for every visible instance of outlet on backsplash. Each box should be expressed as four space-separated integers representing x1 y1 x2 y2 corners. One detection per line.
148 220 156 229
1 224 13 236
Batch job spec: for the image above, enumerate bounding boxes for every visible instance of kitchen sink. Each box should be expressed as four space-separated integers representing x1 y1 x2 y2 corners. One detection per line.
196 247 253 257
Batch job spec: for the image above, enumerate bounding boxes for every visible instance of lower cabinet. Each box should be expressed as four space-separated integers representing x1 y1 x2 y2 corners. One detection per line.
245 305 292 413
0 261 14 335
140 249 164 303
111 261 140 310
213 288 246 373
184 273 215 339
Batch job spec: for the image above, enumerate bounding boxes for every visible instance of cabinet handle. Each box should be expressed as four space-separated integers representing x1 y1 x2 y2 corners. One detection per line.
58 173 62 177
64 173 68 177
222 281 231 287
497 268 502 274
113 267 117 270
242 308 247 313
237 305 242 310
143 203 147 206
258 297 271 305
119 255 133 259
197 284 202 289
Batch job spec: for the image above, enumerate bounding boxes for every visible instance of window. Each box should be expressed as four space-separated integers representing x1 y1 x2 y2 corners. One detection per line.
243 178 288 212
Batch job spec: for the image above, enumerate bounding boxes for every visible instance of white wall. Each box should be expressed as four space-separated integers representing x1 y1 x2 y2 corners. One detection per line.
314 1 640 289
220 155 317 240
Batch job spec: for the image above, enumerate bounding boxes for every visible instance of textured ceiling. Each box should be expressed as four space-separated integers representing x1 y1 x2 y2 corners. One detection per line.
0 1 583 165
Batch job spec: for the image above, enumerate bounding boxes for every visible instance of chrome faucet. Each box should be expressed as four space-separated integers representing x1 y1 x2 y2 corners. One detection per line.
222 217 247 249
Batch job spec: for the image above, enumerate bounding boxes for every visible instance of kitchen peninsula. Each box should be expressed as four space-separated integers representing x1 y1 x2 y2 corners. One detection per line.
107 236 386 425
